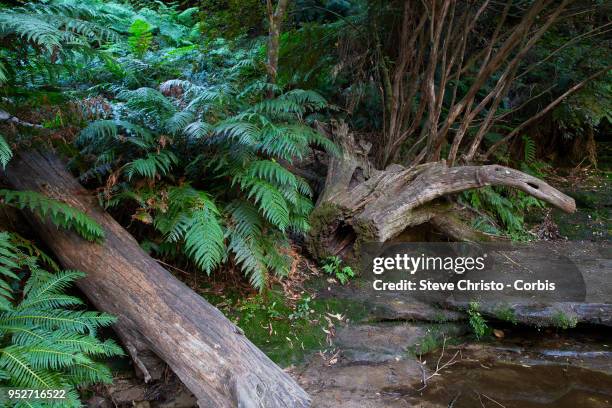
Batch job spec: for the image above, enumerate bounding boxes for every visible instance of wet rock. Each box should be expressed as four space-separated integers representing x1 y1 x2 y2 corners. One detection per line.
294 356 427 408
335 322 465 362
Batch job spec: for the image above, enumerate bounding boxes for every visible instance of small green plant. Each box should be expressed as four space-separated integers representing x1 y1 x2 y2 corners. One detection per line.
128 19 153 58
321 256 355 285
494 305 518 325
411 332 442 356
468 301 489 339
520 135 551 178
552 311 578 329
289 295 312 321
433 310 449 323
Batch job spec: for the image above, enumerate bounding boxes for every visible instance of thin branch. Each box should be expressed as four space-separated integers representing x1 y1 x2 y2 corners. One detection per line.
484 64 612 159
0 110 43 128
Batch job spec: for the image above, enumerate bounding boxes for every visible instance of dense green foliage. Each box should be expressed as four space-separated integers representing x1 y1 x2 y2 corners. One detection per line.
1 0 338 291
0 232 123 407
65 1 337 290
1 0 608 279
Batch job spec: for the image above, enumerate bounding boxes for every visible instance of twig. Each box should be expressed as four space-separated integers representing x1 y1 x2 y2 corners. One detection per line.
0 109 44 128
448 391 461 407
436 336 447 371
154 258 191 276
485 64 612 159
482 393 506 408
418 340 462 391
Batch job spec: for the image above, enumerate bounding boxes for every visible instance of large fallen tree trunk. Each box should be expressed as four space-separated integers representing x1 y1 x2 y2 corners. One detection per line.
308 121 576 260
4 150 310 408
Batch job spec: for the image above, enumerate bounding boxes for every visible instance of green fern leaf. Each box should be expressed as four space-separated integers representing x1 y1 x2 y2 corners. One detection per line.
0 190 104 242
0 134 13 169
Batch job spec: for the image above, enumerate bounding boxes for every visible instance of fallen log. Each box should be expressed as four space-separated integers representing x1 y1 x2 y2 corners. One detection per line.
4 150 310 408
308 121 576 260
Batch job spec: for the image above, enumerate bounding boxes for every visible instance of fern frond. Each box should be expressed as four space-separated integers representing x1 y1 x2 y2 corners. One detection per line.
77 120 118 145
184 120 213 140
228 200 262 238
0 309 116 335
0 346 63 389
67 360 113 385
166 110 195 134
250 98 304 116
124 150 178 180
159 186 226 274
523 135 536 163
0 232 20 281
257 125 304 161
182 201 225 274
227 228 267 290
0 232 19 311
280 89 328 110
23 342 93 371
214 120 260 146
239 177 290 231
118 87 176 117
0 134 13 169
20 270 86 310
246 160 298 189
0 190 104 242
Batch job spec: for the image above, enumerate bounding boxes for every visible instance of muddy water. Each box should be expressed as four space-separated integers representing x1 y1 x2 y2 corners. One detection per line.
399 328 612 407
404 360 612 407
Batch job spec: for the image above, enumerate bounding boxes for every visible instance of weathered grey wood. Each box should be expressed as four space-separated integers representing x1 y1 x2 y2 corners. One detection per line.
308 121 575 260
354 162 576 242
4 150 310 408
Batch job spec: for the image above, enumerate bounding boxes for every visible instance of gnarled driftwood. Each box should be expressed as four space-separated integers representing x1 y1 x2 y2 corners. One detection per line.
308 121 575 260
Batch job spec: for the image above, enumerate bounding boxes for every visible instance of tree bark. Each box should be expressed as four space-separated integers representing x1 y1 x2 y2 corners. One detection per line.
3 150 310 408
266 0 289 86
308 121 575 261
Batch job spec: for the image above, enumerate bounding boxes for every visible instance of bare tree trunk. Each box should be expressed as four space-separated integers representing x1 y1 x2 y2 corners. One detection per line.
368 0 572 168
266 0 289 87
308 121 575 260
4 150 310 408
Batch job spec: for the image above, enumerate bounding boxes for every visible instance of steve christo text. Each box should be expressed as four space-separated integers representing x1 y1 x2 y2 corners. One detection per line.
372 279 556 292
